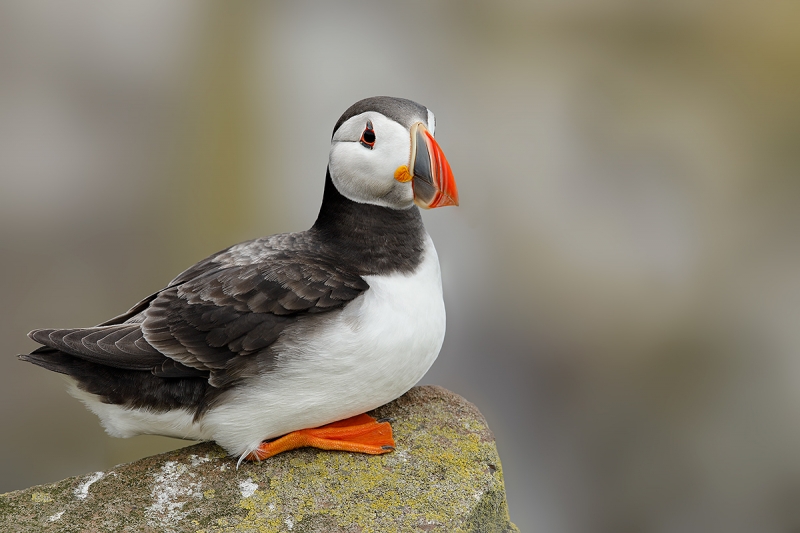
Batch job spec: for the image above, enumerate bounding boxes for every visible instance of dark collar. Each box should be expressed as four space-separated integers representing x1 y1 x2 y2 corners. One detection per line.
311 171 427 275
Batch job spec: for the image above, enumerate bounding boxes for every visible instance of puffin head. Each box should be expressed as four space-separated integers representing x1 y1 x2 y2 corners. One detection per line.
328 96 458 210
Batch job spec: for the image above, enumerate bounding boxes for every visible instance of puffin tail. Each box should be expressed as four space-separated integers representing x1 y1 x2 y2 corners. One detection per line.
18 347 76 375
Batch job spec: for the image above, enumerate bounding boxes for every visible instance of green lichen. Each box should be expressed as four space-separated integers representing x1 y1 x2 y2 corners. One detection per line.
30 491 53 503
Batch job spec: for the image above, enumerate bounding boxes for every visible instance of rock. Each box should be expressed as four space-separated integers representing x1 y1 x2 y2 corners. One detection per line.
0 386 518 532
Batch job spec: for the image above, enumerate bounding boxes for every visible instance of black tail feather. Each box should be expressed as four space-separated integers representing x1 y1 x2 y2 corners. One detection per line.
18 347 75 375
19 346 213 414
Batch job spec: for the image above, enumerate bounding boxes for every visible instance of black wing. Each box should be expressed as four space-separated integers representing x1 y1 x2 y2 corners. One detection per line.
24 244 369 392
141 253 369 387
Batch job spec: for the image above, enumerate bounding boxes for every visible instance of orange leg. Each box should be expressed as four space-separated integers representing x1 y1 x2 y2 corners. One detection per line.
245 414 395 461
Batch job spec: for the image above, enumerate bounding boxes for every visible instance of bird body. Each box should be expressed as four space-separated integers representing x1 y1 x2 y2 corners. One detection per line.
21 97 458 460
67 233 444 457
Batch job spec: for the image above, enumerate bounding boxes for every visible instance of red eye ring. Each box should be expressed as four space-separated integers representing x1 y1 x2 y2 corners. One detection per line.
360 120 375 149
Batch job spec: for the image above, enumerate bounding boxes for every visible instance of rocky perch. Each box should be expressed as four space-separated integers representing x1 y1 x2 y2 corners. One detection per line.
0 386 518 532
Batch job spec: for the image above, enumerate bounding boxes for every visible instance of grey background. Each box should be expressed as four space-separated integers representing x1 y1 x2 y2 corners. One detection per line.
2 2 800 532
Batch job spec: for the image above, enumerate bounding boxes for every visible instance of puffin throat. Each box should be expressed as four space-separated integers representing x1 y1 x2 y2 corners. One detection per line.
312 172 427 276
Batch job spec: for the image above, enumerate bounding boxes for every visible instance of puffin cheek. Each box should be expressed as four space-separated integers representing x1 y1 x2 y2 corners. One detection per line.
380 181 414 209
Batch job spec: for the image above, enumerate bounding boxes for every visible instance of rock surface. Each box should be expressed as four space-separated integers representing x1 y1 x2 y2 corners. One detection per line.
0 386 518 532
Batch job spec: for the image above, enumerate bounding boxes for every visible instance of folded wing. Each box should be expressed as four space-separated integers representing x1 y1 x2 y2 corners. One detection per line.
24 246 370 394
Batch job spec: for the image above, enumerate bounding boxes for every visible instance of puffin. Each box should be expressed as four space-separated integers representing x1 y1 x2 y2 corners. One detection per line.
20 96 458 463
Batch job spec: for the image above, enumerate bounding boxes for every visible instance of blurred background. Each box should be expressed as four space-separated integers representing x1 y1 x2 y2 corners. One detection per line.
1 1 799 531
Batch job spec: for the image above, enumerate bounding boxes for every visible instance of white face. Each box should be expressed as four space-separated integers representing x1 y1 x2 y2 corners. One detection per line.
328 111 418 209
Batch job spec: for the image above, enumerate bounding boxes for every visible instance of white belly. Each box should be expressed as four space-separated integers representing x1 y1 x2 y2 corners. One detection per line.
73 235 446 458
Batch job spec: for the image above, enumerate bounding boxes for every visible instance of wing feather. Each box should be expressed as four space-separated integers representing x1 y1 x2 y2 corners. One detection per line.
26 237 370 392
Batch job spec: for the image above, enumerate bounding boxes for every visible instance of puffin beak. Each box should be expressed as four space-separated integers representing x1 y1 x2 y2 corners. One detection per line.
396 122 459 208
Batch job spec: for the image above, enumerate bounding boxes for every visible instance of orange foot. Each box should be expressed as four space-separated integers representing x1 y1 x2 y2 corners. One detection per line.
245 413 395 461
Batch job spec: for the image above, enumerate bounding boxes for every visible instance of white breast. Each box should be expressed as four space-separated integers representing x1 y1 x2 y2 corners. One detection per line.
77 234 447 458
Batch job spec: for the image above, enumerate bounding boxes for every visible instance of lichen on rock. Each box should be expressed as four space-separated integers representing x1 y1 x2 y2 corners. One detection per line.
0 386 518 532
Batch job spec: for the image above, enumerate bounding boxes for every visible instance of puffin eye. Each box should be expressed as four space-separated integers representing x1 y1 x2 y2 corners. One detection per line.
359 120 375 149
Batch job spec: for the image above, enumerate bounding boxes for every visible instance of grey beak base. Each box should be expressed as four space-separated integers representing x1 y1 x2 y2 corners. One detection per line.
411 126 436 206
